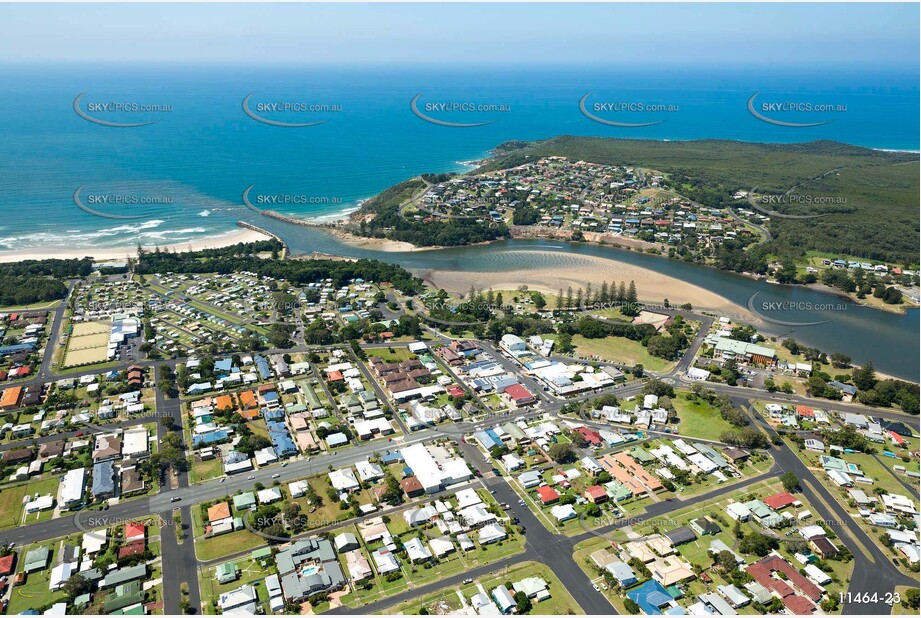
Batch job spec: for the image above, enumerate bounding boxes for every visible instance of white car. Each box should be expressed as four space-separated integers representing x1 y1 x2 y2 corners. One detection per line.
271 473 280 479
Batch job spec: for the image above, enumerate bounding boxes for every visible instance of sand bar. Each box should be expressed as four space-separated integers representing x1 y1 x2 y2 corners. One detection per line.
417 251 758 323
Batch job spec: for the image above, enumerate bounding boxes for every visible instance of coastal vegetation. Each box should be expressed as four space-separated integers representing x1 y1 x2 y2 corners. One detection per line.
135 241 425 296
0 258 93 306
351 177 510 247
485 136 919 266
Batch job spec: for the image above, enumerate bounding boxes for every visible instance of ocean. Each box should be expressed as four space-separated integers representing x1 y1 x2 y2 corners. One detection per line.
0 65 917 251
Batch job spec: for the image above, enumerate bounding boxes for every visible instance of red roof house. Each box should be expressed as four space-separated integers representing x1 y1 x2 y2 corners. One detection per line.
0 553 15 576
125 522 146 542
763 491 798 510
502 383 535 406
536 486 560 505
576 427 602 447
584 485 608 504
118 539 146 559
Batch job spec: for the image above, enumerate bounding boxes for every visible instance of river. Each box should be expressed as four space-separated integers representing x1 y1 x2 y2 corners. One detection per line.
253 216 918 381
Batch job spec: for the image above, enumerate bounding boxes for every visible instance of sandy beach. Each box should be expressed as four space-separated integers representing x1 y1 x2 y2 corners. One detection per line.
325 227 441 253
417 251 758 323
0 228 272 264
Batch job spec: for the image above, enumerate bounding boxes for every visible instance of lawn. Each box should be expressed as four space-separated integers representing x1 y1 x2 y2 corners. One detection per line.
891 586 921 615
367 347 416 363
195 529 267 562
571 335 673 372
191 457 224 484
0 478 61 530
671 391 736 442
7 543 65 614
198 556 277 612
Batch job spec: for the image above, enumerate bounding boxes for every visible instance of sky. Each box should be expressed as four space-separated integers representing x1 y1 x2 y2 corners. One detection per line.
1 3 918 69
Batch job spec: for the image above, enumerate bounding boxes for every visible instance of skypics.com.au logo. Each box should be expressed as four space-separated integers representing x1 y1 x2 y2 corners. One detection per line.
579 92 677 127
410 93 509 127
747 92 845 127
242 93 341 127
74 93 172 127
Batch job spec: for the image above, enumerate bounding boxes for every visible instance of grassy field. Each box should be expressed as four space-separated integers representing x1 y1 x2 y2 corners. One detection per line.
571 334 673 372
382 561 585 615
0 478 60 530
7 541 67 614
670 391 736 441
198 556 276 611
191 457 224 484
194 529 267 562
891 586 921 615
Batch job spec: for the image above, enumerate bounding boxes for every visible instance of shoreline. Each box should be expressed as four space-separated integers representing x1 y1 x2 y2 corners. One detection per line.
0 227 272 264
323 227 445 253
416 254 758 325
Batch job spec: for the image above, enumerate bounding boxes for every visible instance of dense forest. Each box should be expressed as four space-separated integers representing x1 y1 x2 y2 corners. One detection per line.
0 275 68 306
135 241 425 295
0 258 92 306
349 178 510 247
483 136 919 265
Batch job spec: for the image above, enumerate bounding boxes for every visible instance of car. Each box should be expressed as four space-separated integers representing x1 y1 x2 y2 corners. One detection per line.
220 477 226 483
489 490 496 494
462 579 473 584
518 499 525 505
281 463 288 468
75 432 84 437
247 475 255 480
601 583 608 590
271 473 280 479
170 497 181 502
593 584 600 592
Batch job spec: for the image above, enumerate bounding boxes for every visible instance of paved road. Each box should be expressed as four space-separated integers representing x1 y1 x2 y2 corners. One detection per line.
5 284 919 615
736 396 917 615
155 383 203 614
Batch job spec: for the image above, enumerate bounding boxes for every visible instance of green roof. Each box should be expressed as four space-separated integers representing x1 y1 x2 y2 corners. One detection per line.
216 562 238 582
629 447 655 463
23 546 50 572
233 492 256 510
73 593 92 608
251 547 272 560
109 603 145 615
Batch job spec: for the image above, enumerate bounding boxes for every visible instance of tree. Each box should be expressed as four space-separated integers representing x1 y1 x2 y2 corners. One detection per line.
901 588 920 610
740 533 778 557
514 590 532 614
852 362 877 391
548 443 576 463
624 599 640 614
62 574 92 600
780 472 801 493
715 549 738 572
532 292 546 310
830 352 852 369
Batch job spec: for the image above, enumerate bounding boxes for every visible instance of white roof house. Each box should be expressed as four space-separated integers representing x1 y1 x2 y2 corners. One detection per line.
61 468 86 509
329 467 360 492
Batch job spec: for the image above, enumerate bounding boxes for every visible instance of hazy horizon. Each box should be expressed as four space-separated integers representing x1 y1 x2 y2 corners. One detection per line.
1 3 918 69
